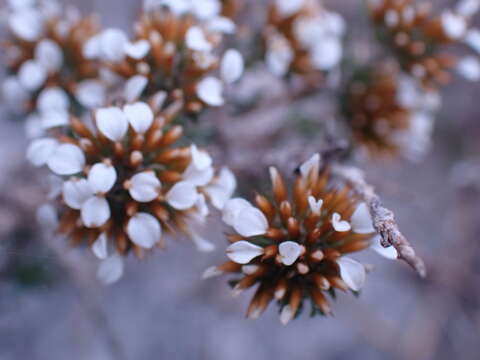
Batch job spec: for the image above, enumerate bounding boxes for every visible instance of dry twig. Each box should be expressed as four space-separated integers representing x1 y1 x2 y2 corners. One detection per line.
333 164 427 277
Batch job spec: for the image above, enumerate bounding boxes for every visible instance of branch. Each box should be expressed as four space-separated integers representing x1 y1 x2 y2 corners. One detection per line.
332 164 427 277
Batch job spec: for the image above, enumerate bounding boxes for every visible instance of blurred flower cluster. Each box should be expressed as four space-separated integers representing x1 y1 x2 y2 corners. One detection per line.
1 0 479 325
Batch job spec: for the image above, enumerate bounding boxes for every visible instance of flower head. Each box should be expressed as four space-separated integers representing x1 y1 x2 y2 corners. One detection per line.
205 154 396 323
29 92 235 283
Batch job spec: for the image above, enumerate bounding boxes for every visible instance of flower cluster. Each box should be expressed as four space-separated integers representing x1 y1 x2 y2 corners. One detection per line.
367 0 480 87
28 92 235 284
84 3 244 114
204 154 396 324
264 0 345 79
341 64 440 160
2 0 105 118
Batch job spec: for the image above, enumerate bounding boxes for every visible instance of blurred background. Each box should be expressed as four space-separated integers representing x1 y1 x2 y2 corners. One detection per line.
1 0 479 359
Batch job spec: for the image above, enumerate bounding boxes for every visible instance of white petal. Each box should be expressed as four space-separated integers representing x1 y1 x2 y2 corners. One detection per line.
186 26 212 52
205 167 237 210
88 162 117 193
196 77 224 106
190 0 221 20
222 198 252 226
226 240 264 264
457 0 480 17
62 178 93 209
37 87 69 112
47 143 85 175
183 164 214 187
274 0 305 17
202 266 223 279
123 102 154 134
129 171 161 202
233 206 269 237
99 28 128 62
371 235 398 260
311 37 343 70
18 60 47 91
190 233 215 252
81 196 111 228
207 16 236 34
40 110 69 129
24 113 44 139
280 305 294 325
75 80 106 109
308 196 323 215
441 11 467 40
26 138 58 167
9 8 44 41
266 34 294 76
124 75 148 102
2 76 29 111
127 212 161 248
194 193 209 218
97 254 124 285
221 49 244 84
92 232 108 259
166 181 198 210
124 39 151 59
465 29 480 53
7 0 36 12
35 39 63 73
457 56 480 81
190 144 213 170
278 241 302 266
331 212 351 232
300 153 320 178
96 107 129 141
351 203 375 234
337 257 366 291
83 34 101 59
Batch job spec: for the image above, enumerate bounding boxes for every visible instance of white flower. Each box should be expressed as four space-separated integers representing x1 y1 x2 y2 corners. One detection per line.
75 80 106 109
196 77 224 106
186 26 212 52
183 145 214 186
337 257 366 291
233 206 269 237
127 212 162 248
97 254 124 285
124 39 151 59
129 172 161 202
7 0 36 11
2 76 29 111
226 240 264 264
123 102 154 134
190 0 221 20
465 29 480 53
47 143 85 175
278 241 302 266
96 107 129 141
40 110 69 130
88 162 117 194
274 0 305 18
221 49 244 84
92 232 108 259
37 87 69 113
456 0 480 17
311 37 343 70
207 16 236 34
202 266 224 279
308 196 323 215
100 28 129 62
24 113 44 139
62 178 93 209
81 196 111 228
35 39 63 73
26 138 58 167
266 33 294 76
457 56 480 81
370 235 398 259
166 181 199 210
18 60 47 91
205 167 236 209
351 203 375 234
8 8 44 41
125 75 148 102
331 212 351 232
300 153 320 178
222 198 252 226
441 11 467 40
